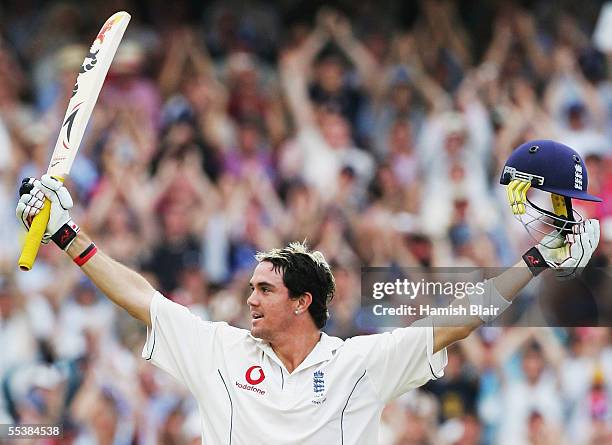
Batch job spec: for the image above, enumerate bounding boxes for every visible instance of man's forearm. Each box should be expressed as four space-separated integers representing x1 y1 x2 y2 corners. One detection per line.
490 261 533 303
432 261 533 353
66 232 154 326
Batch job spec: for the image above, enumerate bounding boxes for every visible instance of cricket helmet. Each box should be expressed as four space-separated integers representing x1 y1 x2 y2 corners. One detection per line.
500 139 602 246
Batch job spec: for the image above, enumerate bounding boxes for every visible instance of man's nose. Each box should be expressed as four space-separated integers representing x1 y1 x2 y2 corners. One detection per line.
247 291 258 306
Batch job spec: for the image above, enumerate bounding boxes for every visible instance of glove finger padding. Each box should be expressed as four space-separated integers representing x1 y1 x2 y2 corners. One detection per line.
16 190 46 230
24 190 45 209
553 220 599 279
536 229 569 268
15 175 78 249
584 219 600 252
36 174 73 210
16 201 29 230
576 219 599 268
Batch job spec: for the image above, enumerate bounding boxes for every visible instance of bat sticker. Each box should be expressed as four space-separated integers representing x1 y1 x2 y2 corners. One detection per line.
79 49 99 74
72 50 99 97
96 15 122 44
62 101 84 148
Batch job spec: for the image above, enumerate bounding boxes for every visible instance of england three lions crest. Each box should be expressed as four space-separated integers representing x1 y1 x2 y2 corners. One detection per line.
312 370 326 404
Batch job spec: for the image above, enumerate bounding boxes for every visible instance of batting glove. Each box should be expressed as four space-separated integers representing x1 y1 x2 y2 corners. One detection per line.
16 175 80 250
523 219 600 278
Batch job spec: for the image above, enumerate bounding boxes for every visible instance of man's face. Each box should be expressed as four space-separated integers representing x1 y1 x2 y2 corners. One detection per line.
444 131 466 156
247 262 297 342
319 111 350 149
317 59 344 93
522 349 544 383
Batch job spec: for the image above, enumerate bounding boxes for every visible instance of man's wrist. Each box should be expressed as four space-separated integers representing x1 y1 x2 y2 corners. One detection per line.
65 231 98 267
65 231 91 258
522 246 549 277
337 35 357 49
51 220 80 250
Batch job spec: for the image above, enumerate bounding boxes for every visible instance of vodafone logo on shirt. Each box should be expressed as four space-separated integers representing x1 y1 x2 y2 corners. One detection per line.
245 365 265 385
235 365 266 395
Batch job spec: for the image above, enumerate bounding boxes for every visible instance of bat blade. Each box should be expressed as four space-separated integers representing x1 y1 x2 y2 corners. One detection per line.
18 11 131 271
48 11 131 178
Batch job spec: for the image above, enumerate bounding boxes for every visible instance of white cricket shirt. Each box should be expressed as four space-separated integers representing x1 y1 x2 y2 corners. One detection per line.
142 292 447 444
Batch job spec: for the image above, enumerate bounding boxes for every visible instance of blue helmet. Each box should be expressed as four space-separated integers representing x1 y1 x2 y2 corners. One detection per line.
500 140 601 246
500 139 601 202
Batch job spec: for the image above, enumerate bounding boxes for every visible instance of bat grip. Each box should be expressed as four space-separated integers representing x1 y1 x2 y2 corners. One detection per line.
18 198 51 271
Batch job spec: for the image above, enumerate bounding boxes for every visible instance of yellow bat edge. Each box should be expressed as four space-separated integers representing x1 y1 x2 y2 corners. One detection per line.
18 176 65 271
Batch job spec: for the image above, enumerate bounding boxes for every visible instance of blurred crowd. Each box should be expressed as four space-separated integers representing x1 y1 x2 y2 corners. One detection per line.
1 0 612 444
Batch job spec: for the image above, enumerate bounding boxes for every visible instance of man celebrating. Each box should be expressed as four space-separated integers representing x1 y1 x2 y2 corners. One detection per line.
16 140 600 444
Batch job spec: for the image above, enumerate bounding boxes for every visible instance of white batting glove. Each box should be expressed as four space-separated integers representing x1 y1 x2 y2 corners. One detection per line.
16 175 79 249
524 219 600 279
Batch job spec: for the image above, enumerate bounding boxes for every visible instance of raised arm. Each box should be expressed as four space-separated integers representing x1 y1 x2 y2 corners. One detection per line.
480 15 514 76
419 0 472 71
17 175 154 326
390 33 452 114
513 9 551 82
66 231 153 325
280 22 328 128
430 219 600 353
431 261 532 353
320 9 379 94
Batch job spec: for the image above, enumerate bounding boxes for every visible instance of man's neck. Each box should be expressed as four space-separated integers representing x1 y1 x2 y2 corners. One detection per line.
270 329 321 374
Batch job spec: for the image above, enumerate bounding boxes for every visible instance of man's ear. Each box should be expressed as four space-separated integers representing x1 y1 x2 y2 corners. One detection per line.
296 292 313 313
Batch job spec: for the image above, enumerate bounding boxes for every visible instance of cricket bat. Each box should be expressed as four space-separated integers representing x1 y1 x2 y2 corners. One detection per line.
18 11 131 271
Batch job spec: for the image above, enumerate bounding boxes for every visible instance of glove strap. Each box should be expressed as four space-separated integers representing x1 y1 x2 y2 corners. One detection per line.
522 247 549 277
51 220 80 250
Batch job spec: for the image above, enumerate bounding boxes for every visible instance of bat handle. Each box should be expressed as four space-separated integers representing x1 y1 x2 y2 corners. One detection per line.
18 198 51 271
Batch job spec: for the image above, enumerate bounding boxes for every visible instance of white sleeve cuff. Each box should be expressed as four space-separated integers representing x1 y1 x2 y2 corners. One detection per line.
426 325 448 379
142 291 162 361
468 279 511 324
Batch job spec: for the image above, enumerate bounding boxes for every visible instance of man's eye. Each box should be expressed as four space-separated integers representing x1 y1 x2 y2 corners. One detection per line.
262 288 270 293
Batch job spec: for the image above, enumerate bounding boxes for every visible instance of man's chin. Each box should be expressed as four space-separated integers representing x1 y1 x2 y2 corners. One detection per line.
250 326 265 340
251 325 275 342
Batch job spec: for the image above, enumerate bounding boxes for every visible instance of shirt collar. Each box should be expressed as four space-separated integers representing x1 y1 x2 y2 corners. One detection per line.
250 332 344 374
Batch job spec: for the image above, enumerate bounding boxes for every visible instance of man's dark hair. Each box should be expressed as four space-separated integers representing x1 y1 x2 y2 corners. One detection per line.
255 242 335 329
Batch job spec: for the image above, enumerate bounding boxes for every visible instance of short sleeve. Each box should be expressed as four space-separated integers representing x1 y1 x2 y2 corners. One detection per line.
142 292 230 390
351 326 447 402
